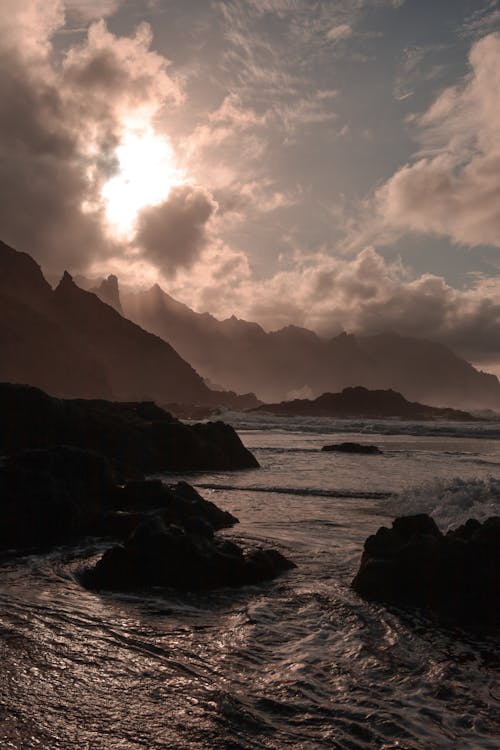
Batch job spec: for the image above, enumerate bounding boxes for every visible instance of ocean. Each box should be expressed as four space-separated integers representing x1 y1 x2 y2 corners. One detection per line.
1 414 499 749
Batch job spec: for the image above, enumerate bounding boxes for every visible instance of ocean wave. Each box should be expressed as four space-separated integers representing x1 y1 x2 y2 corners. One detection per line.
387 476 500 531
220 411 500 440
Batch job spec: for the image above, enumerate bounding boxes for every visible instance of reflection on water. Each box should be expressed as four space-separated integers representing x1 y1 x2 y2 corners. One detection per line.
1 418 499 749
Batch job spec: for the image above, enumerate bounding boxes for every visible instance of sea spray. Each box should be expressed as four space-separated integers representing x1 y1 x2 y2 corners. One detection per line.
387 476 500 531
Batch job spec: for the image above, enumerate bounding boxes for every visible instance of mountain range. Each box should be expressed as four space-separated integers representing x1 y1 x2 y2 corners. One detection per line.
119 281 500 410
0 240 254 407
3 238 500 412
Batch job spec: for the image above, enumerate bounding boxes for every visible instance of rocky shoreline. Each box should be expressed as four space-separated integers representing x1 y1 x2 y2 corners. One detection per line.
0 383 294 591
2 381 498 622
352 513 500 627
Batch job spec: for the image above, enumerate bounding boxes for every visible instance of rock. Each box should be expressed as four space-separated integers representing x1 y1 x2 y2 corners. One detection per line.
322 442 382 455
82 516 296 592
254 386 477 421
0 448 237 553
0 382 259 474
0 446 114 550
107 479 238 534
352 514 500 627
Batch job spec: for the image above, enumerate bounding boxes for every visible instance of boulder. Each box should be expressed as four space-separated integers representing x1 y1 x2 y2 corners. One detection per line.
82 515 296 592
0 449 237 553
0 446 114 550
322 442 382 455
105 479 238 538
0 382 259 475
352 514 500 627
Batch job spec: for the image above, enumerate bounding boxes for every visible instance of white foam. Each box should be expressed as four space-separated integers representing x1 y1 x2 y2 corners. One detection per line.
387 476 500 531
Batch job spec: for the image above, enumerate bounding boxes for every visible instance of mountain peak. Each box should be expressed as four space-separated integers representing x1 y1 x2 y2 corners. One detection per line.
96 274 122 314
59 270 74 287
0 239 52 307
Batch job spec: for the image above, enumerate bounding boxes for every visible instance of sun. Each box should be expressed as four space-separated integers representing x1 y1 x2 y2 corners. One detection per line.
101 126 185 238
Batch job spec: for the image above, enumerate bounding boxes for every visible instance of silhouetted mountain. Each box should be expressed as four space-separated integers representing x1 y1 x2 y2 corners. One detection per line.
52 270 211 403
0 241 234 405
123 283 500 410
252 386 476 421
92 274 122 314
0 241 110 397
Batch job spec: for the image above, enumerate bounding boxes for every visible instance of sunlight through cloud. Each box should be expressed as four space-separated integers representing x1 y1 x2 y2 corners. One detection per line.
102 126 185 238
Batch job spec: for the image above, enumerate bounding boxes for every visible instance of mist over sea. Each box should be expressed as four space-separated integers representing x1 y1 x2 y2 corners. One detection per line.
1 414 499 749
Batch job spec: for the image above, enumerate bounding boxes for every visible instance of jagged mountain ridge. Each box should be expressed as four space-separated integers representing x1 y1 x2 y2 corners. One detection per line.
119 280 500 410
0 240 245 406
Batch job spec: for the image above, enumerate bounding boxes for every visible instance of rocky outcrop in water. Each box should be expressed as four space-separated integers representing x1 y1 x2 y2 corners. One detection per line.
0 446 240 552
254 386 477 421
0 446 294 591
83 515 295 592
0 400 292 589
352 514 500 627
0 446 114 550
322 442 382 455
103 479 239 540
0 383 259 474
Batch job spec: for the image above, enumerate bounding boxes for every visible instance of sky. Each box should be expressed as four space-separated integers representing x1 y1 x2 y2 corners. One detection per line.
2 0 500 370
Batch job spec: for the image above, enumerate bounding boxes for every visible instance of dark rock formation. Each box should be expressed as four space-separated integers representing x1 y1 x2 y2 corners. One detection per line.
105 479 238 538
254 386 476 421
0 448 294 585
352 514 500 627
0 446 114 550
53 270 212 405
0 383 259 473
322 442 382 455
0 445 240 553
83 515 295 592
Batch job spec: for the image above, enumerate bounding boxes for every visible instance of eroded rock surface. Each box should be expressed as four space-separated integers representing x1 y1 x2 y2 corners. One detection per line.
352 514 500 626
83 515 296 592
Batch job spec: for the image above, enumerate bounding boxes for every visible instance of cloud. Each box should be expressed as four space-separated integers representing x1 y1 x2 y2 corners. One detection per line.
377 32 500 248
135 185 217 274
64 0 122 21
0 3 189 276
460 1 500 39
326 24 353 43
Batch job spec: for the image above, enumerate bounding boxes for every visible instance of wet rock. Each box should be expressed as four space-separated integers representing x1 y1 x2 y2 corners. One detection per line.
0 446 114 550
106 479 238 538
0 382 259 475
83 516 295 592
0 448 237 552
322 442 382 455
352 514 500 627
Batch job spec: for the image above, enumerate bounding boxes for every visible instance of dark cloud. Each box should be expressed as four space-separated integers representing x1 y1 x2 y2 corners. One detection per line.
0 7 182 276
135 186 216 274
0 44 110 273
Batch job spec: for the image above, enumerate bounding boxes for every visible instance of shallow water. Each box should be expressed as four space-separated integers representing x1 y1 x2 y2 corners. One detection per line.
1 416 499 749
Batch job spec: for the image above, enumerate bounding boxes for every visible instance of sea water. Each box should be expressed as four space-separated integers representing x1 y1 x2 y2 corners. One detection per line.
0 415 499 749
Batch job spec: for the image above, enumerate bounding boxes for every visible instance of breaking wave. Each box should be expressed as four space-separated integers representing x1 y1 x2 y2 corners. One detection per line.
387 476 500 531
